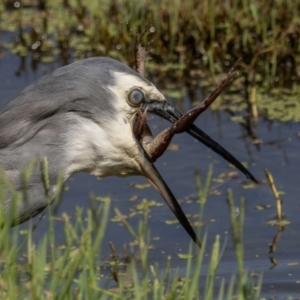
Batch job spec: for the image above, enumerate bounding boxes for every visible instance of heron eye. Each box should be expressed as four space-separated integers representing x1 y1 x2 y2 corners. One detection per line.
128 89 145 106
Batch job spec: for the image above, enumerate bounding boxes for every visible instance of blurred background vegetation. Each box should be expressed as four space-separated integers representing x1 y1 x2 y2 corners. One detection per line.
0 0 300 121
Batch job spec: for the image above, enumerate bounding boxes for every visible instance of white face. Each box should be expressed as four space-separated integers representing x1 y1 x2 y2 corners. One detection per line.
107 71 166 119
64 71 166 180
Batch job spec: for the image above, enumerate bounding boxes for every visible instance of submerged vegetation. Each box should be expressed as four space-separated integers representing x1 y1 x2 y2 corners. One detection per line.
0 0 300 121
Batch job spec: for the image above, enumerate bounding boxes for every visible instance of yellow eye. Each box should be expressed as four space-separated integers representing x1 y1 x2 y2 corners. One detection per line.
128 89 145 106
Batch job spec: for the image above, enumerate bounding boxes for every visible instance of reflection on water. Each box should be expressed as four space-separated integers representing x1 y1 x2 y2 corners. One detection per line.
1 46 300 298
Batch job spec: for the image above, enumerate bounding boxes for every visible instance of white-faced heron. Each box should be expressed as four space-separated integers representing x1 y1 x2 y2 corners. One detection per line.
0 57 256 247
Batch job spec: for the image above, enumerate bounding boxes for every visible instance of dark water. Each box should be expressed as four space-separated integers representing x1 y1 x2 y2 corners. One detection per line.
1 48 300 298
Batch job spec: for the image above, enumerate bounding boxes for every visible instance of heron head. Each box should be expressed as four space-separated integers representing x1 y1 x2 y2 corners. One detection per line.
76 58 252 182
0 57 254 246
63 58 167 178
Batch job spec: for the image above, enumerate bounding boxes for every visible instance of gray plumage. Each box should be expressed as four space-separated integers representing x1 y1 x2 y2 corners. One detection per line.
0 57 152 224
0 57 147 149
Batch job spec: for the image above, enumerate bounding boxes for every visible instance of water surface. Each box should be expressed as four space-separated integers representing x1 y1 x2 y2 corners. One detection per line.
1 47 300 298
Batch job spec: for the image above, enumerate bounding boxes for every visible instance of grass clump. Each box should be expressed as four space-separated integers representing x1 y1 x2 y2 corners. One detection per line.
0 163 262 299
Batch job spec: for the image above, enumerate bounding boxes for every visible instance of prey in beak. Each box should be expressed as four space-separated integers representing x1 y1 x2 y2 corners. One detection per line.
133 61 257 248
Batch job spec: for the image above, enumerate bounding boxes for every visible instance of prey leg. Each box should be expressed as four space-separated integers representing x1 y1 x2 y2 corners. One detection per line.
135 59 241 162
